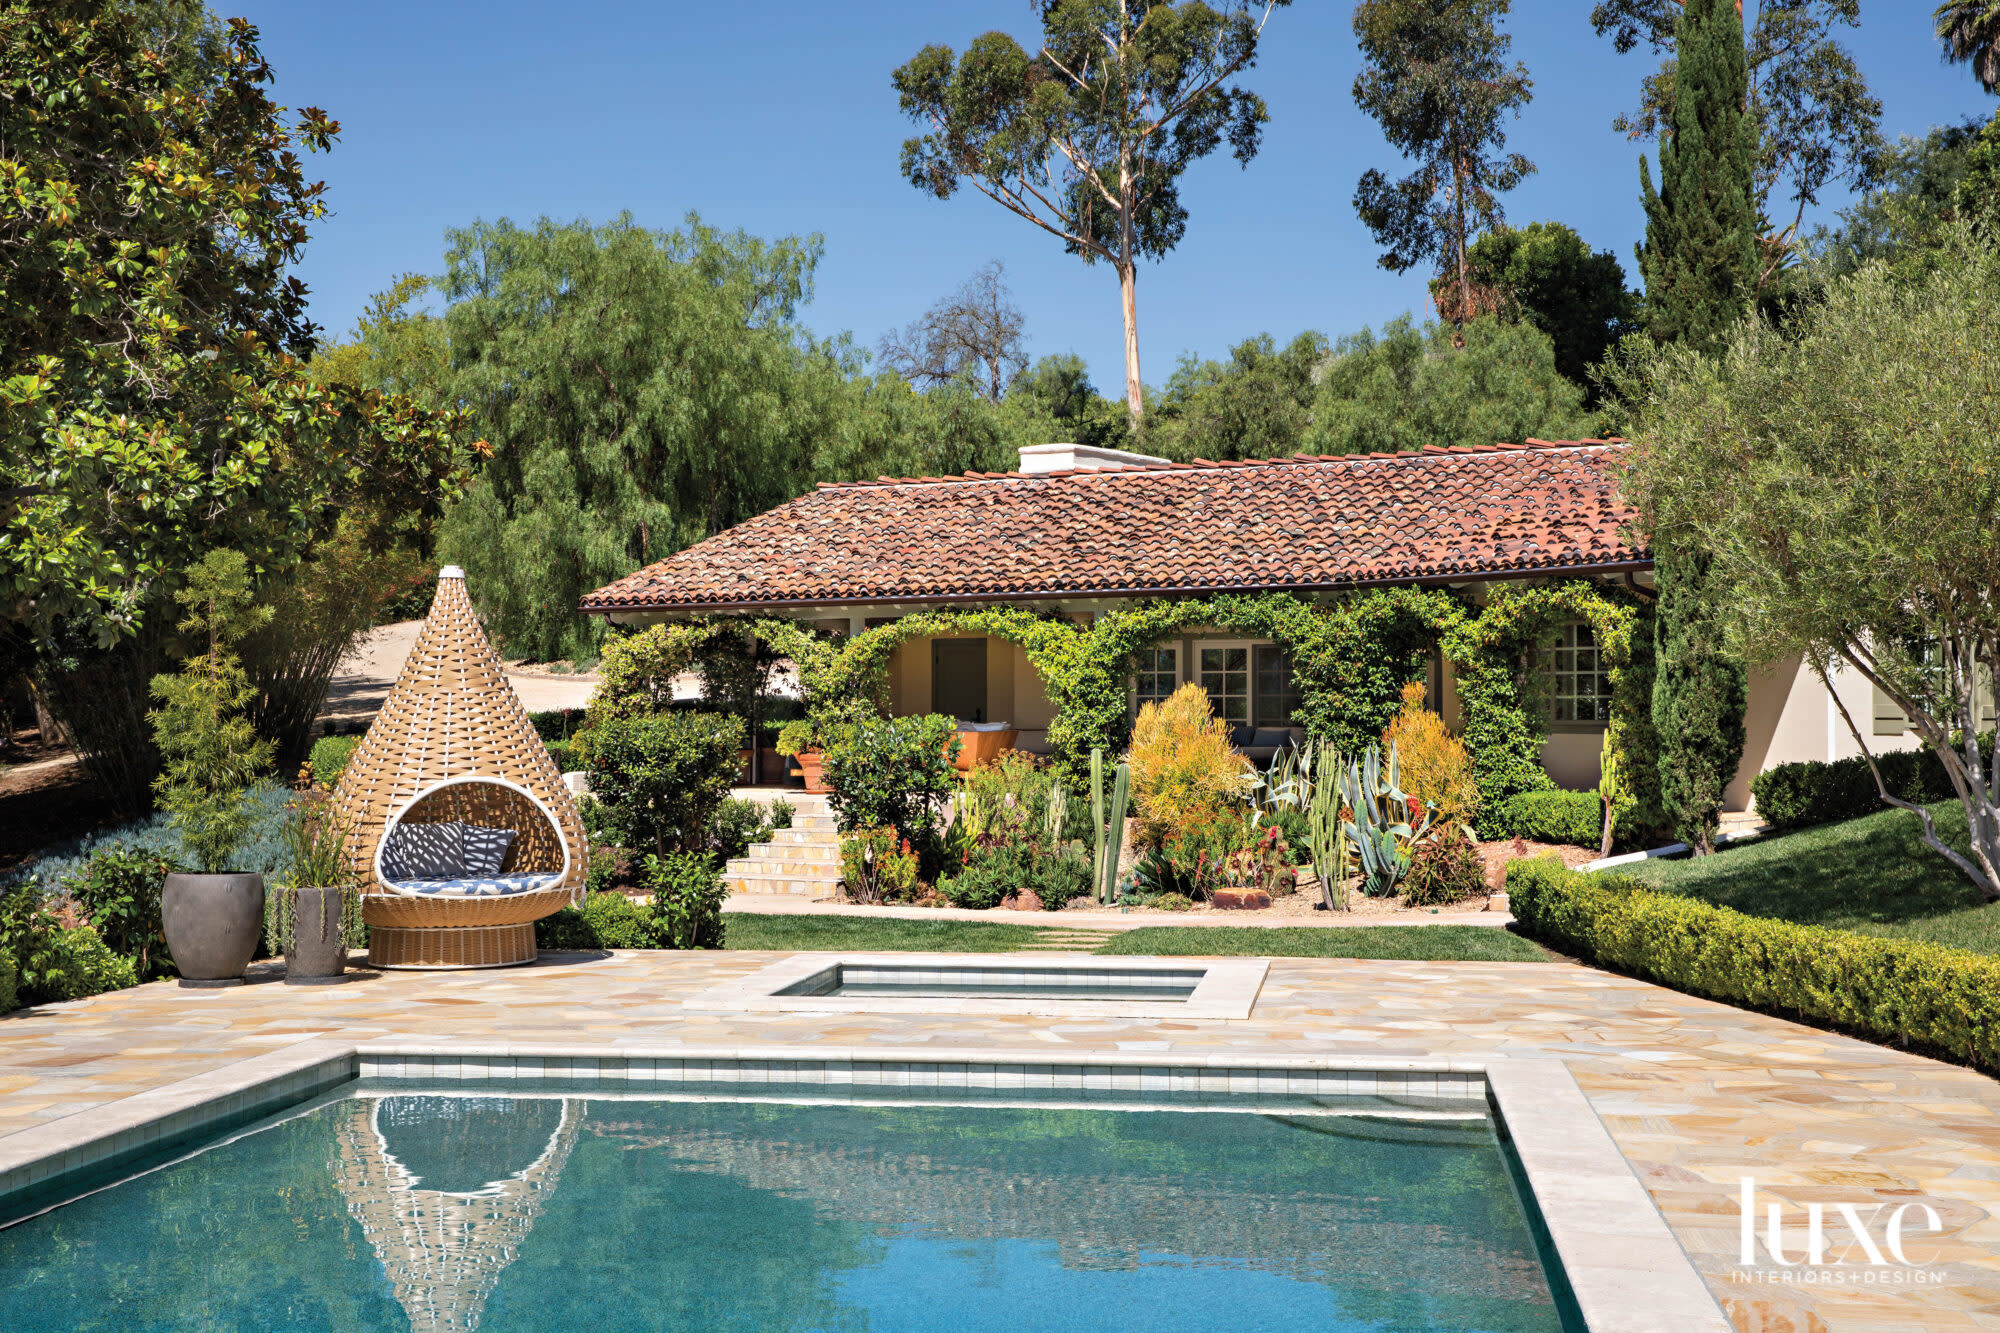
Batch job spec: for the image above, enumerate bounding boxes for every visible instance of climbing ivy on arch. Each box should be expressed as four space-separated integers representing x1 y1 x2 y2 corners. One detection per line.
803 605 1089 731
1442 580 1659 818
587 616 836 732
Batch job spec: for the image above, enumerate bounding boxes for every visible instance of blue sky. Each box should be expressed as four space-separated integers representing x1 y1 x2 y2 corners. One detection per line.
234 1 1995 390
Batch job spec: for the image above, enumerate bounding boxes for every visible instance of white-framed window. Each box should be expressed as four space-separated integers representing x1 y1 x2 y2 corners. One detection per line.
1132 645 1179 710
1546 621 1611 725
1253 644 1298 728
1198 642 1252 724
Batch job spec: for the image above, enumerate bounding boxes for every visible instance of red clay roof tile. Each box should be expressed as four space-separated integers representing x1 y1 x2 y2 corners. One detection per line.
579 440 1644 613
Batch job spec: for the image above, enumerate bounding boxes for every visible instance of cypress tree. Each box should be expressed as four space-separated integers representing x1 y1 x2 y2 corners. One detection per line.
1637 0 1757 355
1640 0 1753 853
1651 545 1746 854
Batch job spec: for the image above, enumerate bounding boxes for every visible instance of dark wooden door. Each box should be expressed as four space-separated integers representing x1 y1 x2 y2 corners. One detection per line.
931 639 987 723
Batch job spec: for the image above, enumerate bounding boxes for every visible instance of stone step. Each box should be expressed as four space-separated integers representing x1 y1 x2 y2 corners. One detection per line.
789 815 838 832
726 867 840 896
771 824 839 845
749 842 839 867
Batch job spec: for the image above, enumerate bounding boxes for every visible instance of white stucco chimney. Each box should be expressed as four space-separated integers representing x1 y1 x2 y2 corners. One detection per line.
1017 442 1172 473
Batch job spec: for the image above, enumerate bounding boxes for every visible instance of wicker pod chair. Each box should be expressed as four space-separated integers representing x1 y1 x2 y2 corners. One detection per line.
331 567 587 969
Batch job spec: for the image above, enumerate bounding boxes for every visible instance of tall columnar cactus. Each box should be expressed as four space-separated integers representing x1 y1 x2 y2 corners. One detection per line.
1340 742 1437 896
1101 762 1130 902
1091 748 1107 894
1303 741 1351 911
1089 747 1132 901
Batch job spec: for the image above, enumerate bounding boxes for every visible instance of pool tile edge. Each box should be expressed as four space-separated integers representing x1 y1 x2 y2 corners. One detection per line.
0 1037 355 1214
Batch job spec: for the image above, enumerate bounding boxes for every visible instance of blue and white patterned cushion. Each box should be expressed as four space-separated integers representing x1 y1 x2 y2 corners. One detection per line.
384 820 464 878
460 824 517 876
395 874 561 898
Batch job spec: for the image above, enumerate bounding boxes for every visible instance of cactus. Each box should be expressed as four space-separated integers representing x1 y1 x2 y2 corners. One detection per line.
1091 748 1107 896
1340 741 1438 896
1101 762 1130 901
1302 740 1350 910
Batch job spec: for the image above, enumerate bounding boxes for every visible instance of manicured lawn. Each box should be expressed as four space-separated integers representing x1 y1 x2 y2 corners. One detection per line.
723 914 1056 953
723 914 1554 960
1098 925 1552 961
1618 799 2000 955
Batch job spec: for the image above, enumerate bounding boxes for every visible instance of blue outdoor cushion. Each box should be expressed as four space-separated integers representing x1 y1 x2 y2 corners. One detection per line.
460 825 517 877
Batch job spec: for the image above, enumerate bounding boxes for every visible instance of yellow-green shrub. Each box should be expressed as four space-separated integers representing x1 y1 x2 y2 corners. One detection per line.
1125 684 1252 848
1379 681 1479 824
1507 857 2000 1072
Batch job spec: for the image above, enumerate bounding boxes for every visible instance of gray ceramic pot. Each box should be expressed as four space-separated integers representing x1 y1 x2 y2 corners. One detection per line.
162 873 265 987
284 886 349 985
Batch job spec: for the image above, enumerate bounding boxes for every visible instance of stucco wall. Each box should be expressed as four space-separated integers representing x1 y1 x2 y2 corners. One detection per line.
884 635 1055 753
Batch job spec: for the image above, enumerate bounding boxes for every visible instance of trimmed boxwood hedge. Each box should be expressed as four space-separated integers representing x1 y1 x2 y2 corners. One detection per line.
1507 856 2000 1073
1478 789 1604 847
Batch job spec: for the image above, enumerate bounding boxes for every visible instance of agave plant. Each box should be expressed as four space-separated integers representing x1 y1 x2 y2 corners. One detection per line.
1340 742 1439 896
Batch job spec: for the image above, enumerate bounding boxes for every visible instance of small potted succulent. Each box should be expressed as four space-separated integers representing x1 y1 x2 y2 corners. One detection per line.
775 719 829 793
268 793 361 984
150 551 275 988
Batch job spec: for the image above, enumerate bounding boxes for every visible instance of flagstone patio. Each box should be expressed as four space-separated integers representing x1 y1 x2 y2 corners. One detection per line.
1 949 1995 1333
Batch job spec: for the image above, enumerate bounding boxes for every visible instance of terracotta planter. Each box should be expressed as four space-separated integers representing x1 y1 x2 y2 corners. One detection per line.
162 872 265 988
1212 888 1271 911
283 886 350 985
793 751 830 794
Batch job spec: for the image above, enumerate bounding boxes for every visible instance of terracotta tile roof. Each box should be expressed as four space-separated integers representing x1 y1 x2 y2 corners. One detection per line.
579 440 1646 614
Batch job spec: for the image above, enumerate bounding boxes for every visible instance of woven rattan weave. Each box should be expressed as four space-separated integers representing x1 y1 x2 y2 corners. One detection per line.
331 569 586 969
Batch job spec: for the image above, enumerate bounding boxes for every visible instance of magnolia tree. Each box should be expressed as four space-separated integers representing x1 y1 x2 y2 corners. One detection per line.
1621 231 2000 897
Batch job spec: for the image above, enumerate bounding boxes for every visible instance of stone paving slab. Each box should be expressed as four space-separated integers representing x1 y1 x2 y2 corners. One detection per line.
1 950 1997 1332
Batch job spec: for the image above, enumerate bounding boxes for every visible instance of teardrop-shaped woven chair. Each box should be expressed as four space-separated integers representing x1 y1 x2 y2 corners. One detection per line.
332 567 587 969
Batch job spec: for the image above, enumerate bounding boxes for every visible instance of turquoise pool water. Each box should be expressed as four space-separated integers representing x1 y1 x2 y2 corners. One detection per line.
0 1087 1578 1332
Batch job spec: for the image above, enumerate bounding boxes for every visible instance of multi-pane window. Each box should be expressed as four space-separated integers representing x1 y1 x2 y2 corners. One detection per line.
1199 645 1251 723
1253 645 1298 728
1133 646 1179 709
1547 622 1611 724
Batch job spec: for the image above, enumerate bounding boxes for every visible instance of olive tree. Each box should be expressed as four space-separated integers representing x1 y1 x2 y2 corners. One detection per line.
1620 231 2000 896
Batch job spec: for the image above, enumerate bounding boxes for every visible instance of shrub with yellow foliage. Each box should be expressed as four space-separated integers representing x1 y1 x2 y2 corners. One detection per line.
1125 684 1253 848
1379 682 1479 825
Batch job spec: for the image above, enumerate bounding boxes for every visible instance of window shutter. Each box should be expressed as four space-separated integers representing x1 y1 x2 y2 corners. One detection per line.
1872 683 1909 736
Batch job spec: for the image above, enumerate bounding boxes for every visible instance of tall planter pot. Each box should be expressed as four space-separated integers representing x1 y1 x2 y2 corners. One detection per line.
283 886 350 985
793 751 830 794
162 873 265 988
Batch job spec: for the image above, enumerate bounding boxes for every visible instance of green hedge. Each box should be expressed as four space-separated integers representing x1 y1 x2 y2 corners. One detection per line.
1479 789 1605 847
0 948 16 1012
545 738 578 773
536 891 657 950
1507 857 2000 1072
1749 734 1992 832
309 735 361 788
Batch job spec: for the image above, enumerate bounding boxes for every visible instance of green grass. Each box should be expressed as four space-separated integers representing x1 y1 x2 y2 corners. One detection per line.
1097 925 1551 961
1619 798 2000 955
722 913 1551 961
723 914 1057 953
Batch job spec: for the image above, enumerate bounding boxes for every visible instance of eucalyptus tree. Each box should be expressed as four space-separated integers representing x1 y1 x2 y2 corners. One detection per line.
1350 0 1536 329
1590 0 1883 289
891 0 1291 430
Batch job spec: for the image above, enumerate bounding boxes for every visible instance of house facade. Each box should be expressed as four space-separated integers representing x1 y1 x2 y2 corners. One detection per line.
580 441 1960 811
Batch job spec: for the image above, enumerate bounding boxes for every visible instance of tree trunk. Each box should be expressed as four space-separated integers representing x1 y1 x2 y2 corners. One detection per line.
1117 152 1143 430
1119 261 1143 427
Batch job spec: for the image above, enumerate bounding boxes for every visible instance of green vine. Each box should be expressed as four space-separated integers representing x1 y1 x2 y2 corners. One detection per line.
1442 580 1659 819
593 580 1657 816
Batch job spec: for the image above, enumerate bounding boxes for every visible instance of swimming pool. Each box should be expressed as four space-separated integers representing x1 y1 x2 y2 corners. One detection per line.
0 1082 1581 1332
